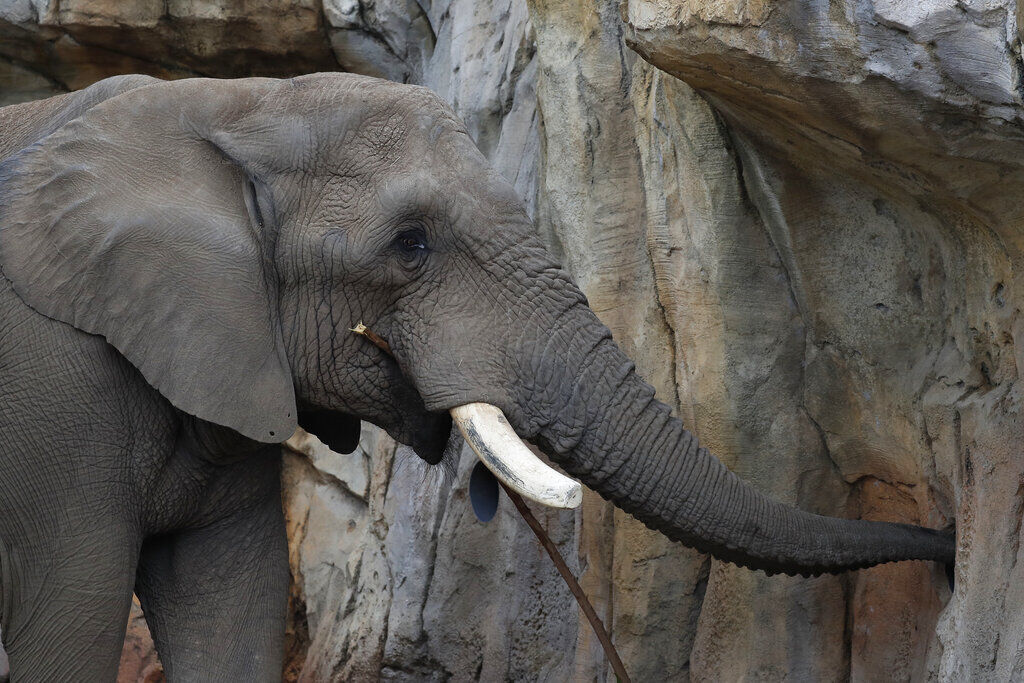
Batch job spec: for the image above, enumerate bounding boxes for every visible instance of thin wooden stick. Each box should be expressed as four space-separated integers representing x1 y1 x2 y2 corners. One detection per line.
500 483 632 683
350 322 393 355
352 322 632 682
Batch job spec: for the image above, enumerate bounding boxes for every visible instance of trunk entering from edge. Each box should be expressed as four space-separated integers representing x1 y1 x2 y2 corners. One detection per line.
514 332 954 577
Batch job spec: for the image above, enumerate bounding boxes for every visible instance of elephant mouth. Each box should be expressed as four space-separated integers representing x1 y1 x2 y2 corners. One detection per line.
351 323 581 510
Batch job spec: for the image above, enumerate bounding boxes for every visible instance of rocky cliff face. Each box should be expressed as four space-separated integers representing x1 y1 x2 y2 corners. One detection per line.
2 0 1022 680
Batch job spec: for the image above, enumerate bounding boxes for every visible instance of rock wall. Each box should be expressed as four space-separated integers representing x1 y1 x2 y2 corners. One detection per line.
2 0 1022 680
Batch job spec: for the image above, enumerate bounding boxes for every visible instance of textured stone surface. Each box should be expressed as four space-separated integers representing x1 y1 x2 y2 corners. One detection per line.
117 599 164 683
2 0 1022 680
623 1 1022 678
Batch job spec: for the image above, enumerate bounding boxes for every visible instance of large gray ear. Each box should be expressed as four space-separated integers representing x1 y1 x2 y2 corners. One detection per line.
0 82 296 442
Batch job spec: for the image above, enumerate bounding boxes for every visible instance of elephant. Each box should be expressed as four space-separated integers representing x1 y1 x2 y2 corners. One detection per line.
0 73 954 681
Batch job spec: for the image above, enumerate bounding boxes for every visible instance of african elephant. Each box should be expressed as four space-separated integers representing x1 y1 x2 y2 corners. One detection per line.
0 73 954 681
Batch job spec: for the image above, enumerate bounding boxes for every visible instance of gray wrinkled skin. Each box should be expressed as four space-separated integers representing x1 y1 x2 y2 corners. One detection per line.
0 74 954 681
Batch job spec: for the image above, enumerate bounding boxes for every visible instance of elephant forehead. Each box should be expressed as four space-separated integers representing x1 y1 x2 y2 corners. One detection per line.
297 131 482 207
319 103 468 174
182 73 464 175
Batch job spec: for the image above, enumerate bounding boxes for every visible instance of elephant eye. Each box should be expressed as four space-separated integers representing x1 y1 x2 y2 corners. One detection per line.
394 229 428 262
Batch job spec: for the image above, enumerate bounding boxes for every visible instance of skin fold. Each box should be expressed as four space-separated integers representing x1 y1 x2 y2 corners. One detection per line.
0 74 954 681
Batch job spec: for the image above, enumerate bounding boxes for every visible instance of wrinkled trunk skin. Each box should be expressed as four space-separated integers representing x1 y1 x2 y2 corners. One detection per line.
528 319 953 576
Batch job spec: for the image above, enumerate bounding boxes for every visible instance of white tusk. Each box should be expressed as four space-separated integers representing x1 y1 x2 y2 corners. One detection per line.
450 403 583 509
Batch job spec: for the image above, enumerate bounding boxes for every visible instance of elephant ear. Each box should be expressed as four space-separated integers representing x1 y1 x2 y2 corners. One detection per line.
0 83 296 442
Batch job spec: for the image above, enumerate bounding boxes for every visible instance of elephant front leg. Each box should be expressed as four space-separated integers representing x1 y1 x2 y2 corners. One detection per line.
134 486 290 681
0 524 138 682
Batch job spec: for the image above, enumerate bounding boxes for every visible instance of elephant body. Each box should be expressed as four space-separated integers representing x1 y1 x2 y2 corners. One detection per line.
0 272 288 678
0 75 295 680
0 74 953 681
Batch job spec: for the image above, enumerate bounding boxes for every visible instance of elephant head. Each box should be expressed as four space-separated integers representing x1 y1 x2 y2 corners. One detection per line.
0 73 954 576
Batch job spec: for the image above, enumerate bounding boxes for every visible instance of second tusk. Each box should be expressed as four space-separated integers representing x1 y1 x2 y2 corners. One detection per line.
450 402 583 509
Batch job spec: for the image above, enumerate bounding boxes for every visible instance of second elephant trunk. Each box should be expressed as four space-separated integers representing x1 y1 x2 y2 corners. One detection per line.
528 323 954 577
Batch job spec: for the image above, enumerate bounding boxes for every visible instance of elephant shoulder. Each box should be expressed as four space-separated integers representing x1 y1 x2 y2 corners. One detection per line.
0 74 163 162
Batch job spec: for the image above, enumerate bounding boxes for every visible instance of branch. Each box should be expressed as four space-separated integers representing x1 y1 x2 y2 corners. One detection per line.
500 483 632 683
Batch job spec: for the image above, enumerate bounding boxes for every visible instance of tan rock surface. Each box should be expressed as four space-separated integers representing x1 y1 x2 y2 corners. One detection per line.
2 0 1020 680
118 598 164 683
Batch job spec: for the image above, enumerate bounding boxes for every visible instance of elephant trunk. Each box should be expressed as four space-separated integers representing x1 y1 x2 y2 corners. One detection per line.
526 322 954 576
